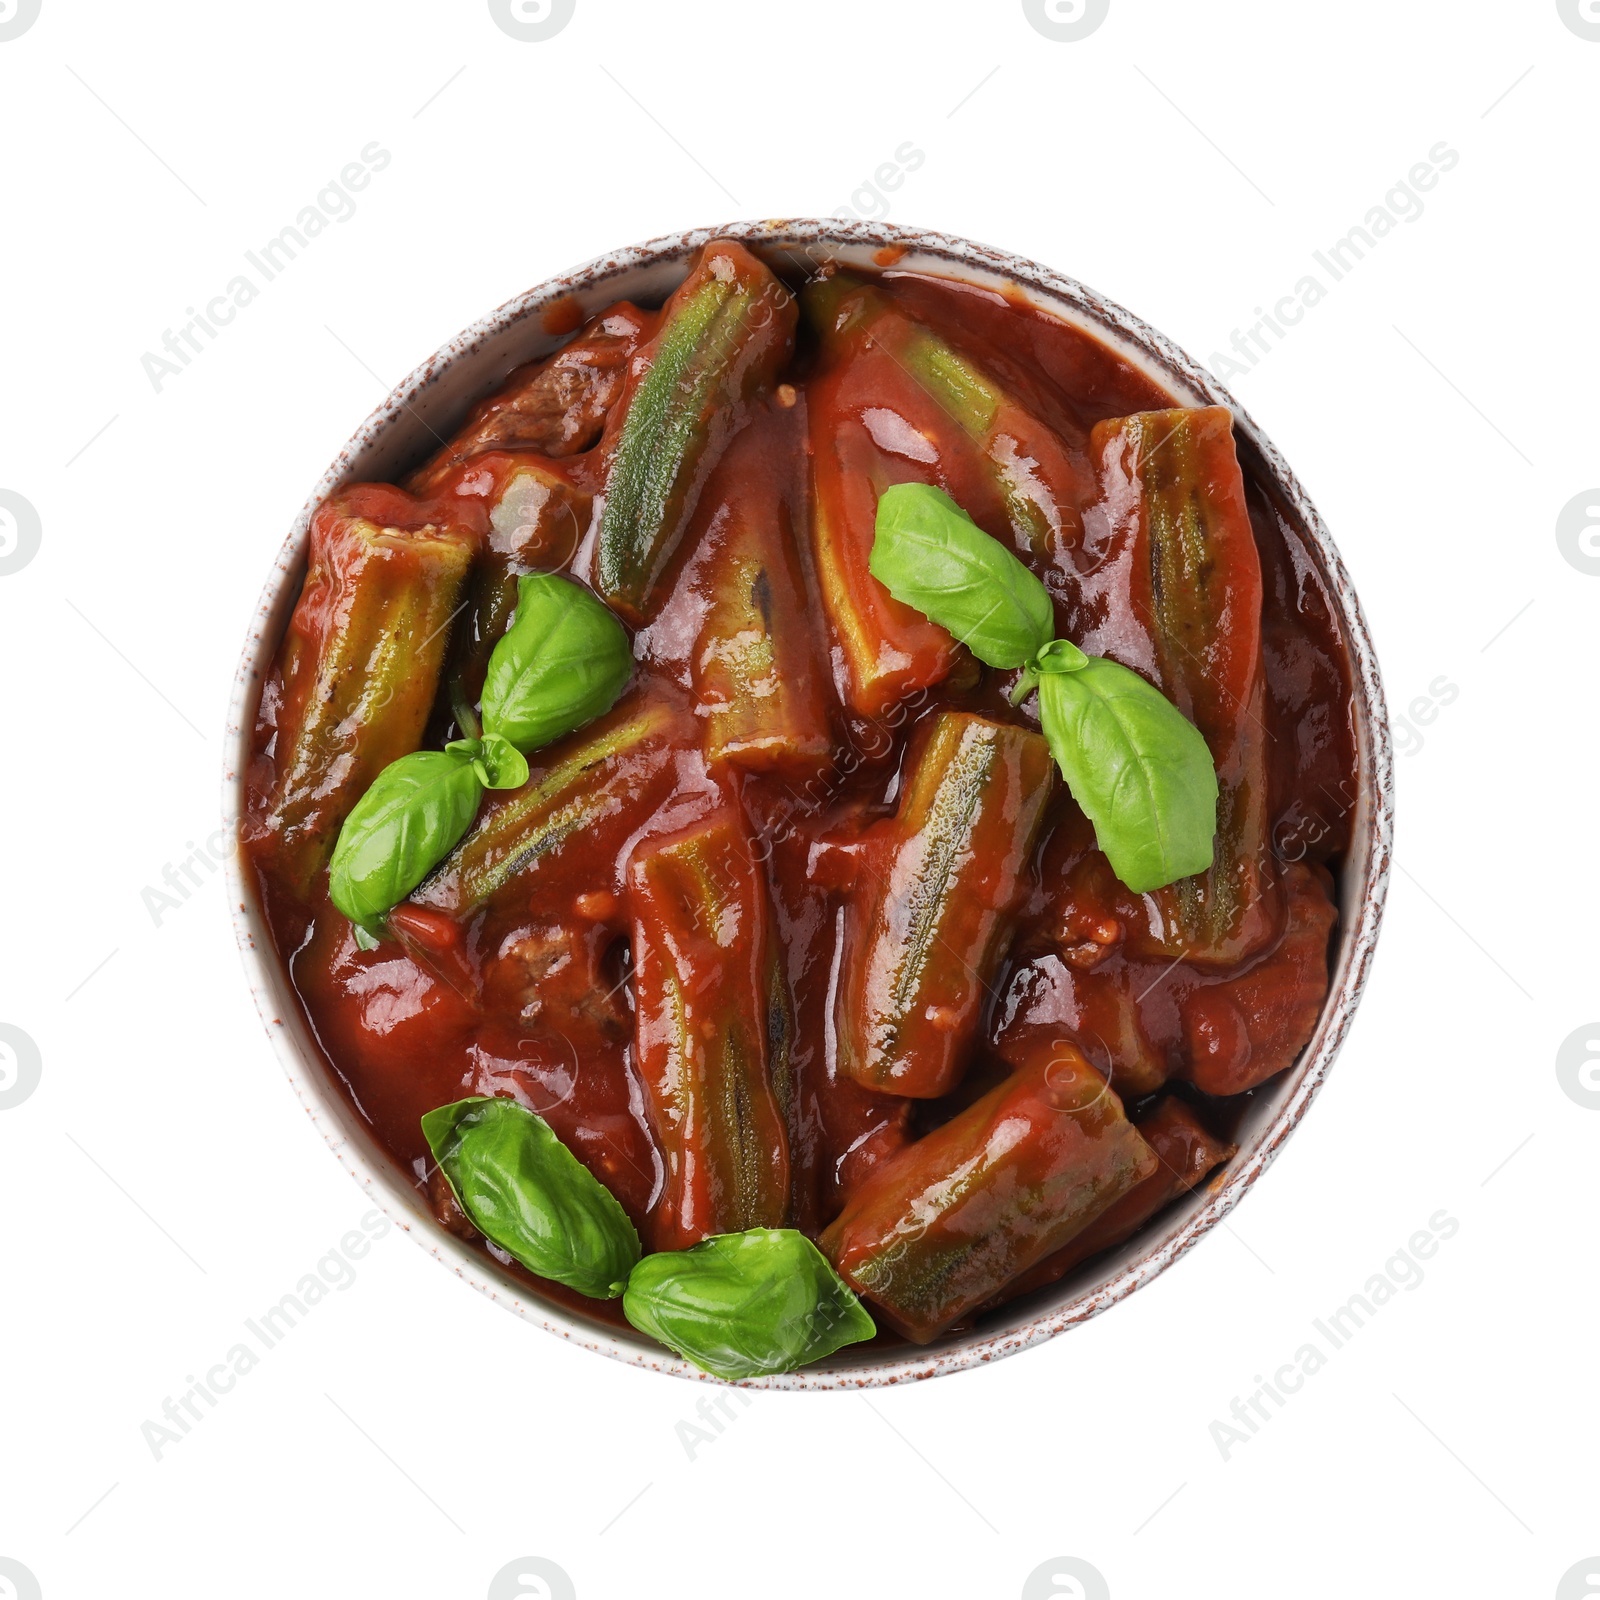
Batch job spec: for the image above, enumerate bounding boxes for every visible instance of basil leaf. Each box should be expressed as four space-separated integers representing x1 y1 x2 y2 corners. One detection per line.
1037 656 1218 894
328 749 484 933
421 1097 640 1298
448 733 529 791
1011 635 1090 705
623 1228 875 1379
481 574 633 754
1034 637 1089 673
870 482 1054 669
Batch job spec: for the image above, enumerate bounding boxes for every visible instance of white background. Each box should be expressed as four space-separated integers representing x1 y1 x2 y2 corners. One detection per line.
1 2 1595 1597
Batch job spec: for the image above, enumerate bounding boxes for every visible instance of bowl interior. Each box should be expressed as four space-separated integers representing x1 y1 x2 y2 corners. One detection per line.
224 220 1391 1388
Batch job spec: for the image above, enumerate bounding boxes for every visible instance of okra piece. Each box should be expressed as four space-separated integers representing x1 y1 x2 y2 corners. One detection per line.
837 712 1056 1099
805 274 1079 557
259 487 477 892
981 1091 1235 1308
693 458 831 773
436 456 592 735
804 274 1081 715
807 411 958 717
628 810 792 1250
410 698 680 919
1091 406 1275 967
596 241 796 621
819 1042 1156 1343
405 303 651 495
764 938 796 1134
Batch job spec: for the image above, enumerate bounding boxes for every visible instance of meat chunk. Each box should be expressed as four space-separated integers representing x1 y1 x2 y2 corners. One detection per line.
1180 863 1338 1096
405 304 652 493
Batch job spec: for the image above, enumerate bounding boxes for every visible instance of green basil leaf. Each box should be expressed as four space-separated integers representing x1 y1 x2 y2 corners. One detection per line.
328 749 484 933
1037 656 1218 894
623 1228 875 1379
1034 637 1089 674
421 1097 640 1298
481 574 633 754
1010 635 1090 705
870 483 1054 669
448 733 529 791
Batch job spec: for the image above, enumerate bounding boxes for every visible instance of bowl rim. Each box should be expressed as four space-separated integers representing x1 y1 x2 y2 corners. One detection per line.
222 217 1394 1389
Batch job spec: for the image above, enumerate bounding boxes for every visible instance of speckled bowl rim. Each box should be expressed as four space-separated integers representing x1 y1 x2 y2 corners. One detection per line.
223 219 1393 1389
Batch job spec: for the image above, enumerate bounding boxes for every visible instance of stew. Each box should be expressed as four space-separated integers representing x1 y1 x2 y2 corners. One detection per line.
242 238 1354 1377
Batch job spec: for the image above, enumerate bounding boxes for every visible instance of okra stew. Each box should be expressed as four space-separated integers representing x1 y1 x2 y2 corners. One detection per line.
243 239 1355 1379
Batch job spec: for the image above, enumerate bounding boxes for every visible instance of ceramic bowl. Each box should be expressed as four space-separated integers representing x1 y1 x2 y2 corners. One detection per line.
223 219 1393 1388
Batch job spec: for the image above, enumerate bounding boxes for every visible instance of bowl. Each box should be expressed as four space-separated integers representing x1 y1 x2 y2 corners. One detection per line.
223 219 1393 1388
